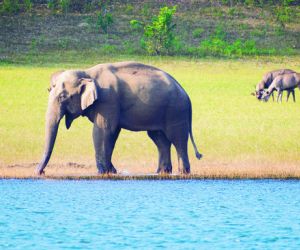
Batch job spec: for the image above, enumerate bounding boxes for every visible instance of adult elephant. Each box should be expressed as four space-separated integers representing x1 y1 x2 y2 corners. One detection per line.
36 62 202 175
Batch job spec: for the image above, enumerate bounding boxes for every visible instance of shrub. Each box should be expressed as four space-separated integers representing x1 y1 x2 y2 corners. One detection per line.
96 10 113 33
228 7 236 16
142 3 151 17
273 1 295 28
143 6 177 55
130 19 144 32
1 0 20 14
125 4 134 14
24 0 32 12
192 28 204 38
99 44 117 54
47 0 57 12
60 0 70 13
58 37 70 49
198 25 260 57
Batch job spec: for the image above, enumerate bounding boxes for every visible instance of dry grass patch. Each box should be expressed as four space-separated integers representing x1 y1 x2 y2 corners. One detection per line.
1 161 300 179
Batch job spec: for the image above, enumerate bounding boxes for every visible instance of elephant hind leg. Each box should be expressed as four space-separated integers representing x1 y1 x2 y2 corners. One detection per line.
147 130 172 174
165 125 190 174
174 141 190 174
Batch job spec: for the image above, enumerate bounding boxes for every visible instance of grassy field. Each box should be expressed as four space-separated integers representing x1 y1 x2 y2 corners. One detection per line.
0 56 300 178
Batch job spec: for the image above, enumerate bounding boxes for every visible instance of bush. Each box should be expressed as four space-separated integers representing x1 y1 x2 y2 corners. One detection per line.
96 10 113 33
24 0 32 12
60 0 70 13
198 25 260 57
143 6 177 55
99 44 117 54
1 0 20 14
192 28 204 38
130 19 144 32
273 0 295 28
141 3 151 17
47 0 57 11
124 4 134 14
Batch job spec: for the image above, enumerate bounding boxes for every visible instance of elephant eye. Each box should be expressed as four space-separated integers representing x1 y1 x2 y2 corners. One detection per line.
58 92 68 103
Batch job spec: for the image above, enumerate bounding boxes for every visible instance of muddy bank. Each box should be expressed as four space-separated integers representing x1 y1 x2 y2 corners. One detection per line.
1 163 300 180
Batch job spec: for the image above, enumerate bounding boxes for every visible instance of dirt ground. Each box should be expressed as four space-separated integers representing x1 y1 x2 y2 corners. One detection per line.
2 162 300 179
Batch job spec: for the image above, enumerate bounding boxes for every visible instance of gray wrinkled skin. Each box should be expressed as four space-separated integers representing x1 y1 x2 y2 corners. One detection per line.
36 62 202 175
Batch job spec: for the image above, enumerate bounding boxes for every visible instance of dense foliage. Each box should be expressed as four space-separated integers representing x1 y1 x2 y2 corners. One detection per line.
131 6 178 55
197 25 274 57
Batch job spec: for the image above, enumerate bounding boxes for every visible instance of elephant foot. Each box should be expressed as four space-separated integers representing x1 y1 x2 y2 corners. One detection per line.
97 164 117 175
97 169 117 175
178 167 190 175
109 165 117 174
35 168 45 176
157 165 172 174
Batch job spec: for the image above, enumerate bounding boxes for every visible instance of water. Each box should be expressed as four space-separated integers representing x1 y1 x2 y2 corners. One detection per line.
0 180 300 249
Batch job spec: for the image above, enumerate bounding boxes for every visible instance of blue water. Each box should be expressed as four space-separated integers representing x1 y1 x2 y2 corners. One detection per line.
1 180 300 249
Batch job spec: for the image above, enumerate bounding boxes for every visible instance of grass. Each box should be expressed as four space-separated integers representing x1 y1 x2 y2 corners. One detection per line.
0 56 300 178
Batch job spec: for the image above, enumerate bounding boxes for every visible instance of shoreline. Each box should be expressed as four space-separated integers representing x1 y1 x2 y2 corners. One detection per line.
1 163 300 180
1 173 300 180
1 176 300 180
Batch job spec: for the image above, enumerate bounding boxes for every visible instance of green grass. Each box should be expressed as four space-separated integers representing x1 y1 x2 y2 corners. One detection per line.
1 56 300 175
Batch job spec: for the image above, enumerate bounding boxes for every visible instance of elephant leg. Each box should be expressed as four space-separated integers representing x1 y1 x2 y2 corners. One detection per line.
107 127 121 173
93 124 120 174
165 125 190 174
147 130 172 174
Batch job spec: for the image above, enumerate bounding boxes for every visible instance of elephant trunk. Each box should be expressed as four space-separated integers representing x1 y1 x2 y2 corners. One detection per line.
36 99 63 175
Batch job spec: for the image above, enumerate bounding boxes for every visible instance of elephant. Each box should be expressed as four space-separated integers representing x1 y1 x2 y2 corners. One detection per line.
261 73 300 102
252 69 295 101
36 62 202 175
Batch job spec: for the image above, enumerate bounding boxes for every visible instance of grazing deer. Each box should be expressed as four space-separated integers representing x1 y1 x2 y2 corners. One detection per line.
261 73 300 102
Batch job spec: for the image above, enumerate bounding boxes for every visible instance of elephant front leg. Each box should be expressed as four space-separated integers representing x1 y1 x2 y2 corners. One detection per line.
93 124 120 174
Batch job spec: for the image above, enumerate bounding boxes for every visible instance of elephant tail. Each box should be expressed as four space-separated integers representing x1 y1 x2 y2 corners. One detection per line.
188 100 203 160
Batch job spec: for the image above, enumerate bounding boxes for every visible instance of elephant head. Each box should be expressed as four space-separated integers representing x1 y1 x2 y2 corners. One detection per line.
36 70 98 175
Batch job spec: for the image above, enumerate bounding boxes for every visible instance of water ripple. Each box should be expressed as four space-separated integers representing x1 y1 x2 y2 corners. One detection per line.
0 180 300 249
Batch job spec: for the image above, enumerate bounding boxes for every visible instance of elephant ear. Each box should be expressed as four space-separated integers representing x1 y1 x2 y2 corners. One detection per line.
79 78 98 110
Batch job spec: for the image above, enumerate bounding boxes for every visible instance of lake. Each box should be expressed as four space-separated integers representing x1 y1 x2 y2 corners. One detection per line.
0 180 300 249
